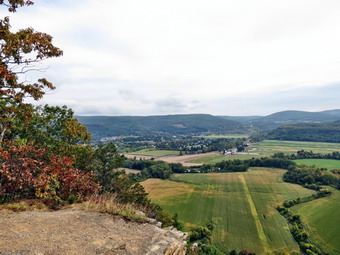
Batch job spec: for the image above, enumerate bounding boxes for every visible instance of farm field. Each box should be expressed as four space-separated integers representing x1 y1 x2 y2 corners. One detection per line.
294 159 340 170
292 189 340 255
188 153 262 164
125 151 220 166
156 152 220 167
142 168 315 254
252 140 340 156
128 149 179 157
187 140 340 165
127 140 340 166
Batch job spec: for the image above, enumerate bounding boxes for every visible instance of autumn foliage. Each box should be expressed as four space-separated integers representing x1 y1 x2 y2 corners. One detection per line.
0 1 101 204
0 1 137 208
0 142 99 203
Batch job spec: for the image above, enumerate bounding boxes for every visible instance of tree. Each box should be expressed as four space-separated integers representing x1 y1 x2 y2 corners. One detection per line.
0 1 33 12
143 161 172 179
0 1 62 145
15 105 91 148
94 143 125 192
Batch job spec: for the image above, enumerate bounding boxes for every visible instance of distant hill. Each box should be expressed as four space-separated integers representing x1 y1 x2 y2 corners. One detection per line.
77 110 340 139
321 109 340 118
218 115 262 122
76 114 248 138
266 120 340 143
248 110 340 130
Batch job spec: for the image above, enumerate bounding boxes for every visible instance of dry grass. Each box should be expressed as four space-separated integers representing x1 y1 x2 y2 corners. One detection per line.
142 178 195 201
0 195 149 223
0 199 51 212
80 194 147 222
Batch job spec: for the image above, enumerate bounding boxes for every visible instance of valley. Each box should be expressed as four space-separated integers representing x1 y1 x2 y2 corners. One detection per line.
2 2 340 254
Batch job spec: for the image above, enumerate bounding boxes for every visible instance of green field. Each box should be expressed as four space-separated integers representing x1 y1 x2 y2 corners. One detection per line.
142 168 315 254
130 149 179 157
292 189 340 255
197 134 249 139
294 159 340 170
187 140 340 165
188 153 262 164
253 140 340 156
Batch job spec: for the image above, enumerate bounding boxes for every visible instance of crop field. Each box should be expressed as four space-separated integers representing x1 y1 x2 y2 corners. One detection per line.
188 153 262 164
129 149 179 157
294 159 340 170
142 168 315 254
292 189 340 255
253 140 340 156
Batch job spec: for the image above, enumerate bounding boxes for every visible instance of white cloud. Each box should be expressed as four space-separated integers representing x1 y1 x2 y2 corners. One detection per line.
7 0 340 115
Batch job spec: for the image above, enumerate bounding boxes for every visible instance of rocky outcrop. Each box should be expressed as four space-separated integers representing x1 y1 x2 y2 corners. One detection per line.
148 226 187 255
0 209 187 255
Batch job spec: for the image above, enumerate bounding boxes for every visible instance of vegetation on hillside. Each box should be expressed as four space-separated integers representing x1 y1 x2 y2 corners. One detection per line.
77 114 248 138
78 110 340 140
247 110 340 131
265 121 340 143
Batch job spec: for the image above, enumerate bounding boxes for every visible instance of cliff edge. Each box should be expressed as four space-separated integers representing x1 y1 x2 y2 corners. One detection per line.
0 209 187 255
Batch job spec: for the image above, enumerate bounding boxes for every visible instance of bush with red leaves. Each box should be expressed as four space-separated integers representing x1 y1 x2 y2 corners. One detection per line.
0 142 99 203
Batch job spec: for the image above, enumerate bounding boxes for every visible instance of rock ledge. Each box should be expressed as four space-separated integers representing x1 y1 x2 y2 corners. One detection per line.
0 209 187 255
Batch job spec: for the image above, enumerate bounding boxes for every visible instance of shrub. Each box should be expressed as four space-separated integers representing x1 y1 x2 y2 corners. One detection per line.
0 142 99 203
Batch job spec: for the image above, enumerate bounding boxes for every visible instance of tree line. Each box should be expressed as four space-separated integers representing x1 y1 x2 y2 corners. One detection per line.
273 150 340 161
277 190 331 255
123 157 298 180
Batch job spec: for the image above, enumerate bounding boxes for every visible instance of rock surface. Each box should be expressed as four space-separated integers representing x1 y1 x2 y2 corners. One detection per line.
0 209 187 255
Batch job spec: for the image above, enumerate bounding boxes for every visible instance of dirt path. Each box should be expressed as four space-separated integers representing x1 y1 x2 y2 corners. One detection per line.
0 209 186 255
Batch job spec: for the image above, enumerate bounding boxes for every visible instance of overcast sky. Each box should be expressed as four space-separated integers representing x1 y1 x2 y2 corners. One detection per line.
5 0 340 116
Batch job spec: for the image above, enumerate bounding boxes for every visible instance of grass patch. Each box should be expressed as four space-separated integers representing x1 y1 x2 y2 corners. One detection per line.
142 169 314 254
0 199 57 212
141 178 196 204
294 159 340 170
80 194 146 222
292 188 340 255
130 149 180 157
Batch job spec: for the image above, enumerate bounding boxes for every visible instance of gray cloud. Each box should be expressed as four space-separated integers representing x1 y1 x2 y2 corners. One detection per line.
210 83 340 116
12 0 340 116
